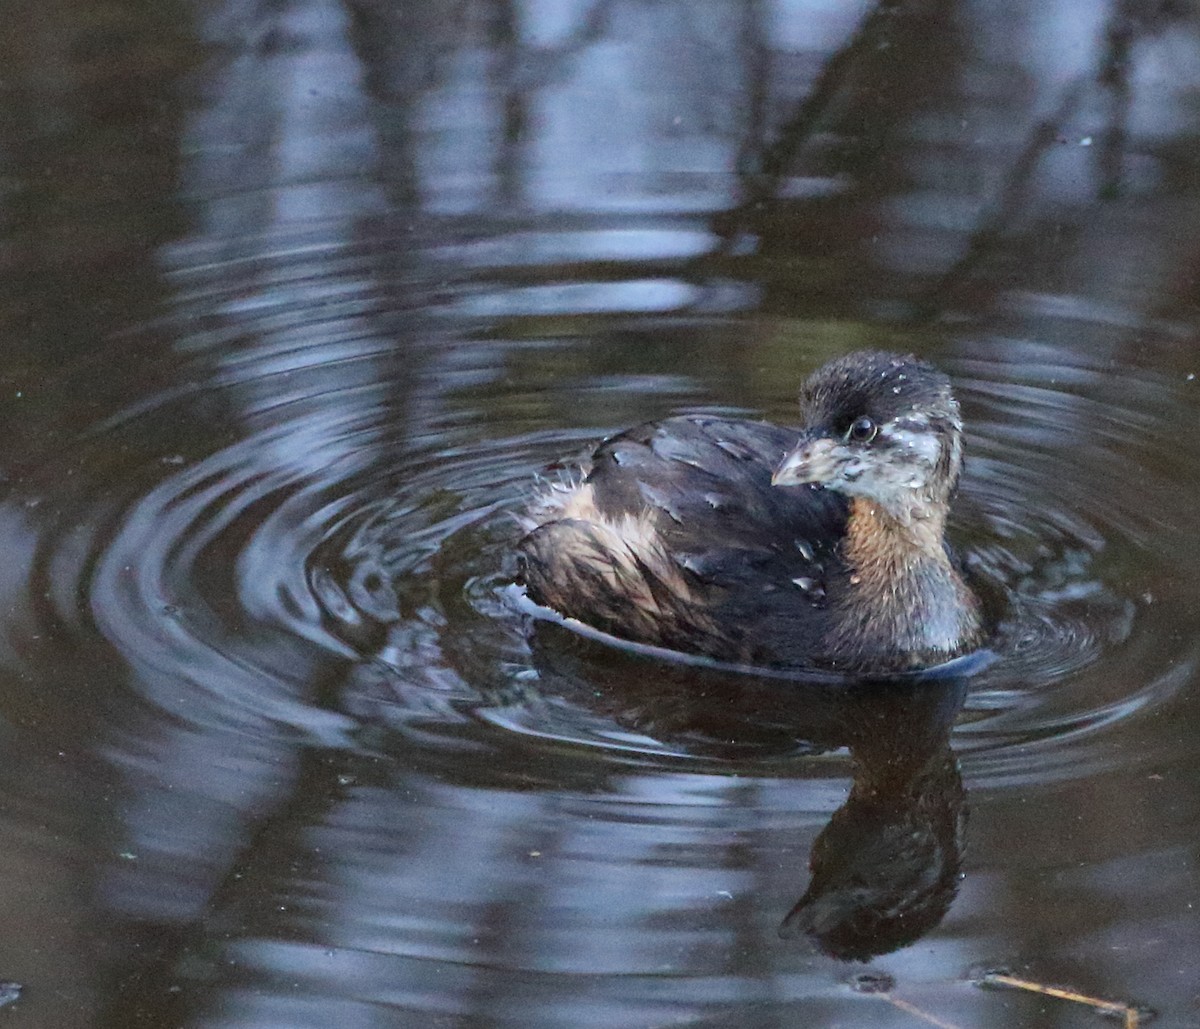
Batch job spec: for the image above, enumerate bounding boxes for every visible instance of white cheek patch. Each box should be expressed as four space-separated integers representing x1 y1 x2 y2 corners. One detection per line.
827 416 945 516
884 416 940 461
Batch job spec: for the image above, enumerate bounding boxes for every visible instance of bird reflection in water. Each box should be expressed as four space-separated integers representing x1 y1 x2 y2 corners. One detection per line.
526 618 971 962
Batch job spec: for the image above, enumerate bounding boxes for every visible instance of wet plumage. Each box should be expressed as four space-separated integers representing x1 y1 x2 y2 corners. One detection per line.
517 351 983 673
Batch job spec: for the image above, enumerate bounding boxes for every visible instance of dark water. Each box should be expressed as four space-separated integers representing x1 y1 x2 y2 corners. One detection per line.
2 1 1200 1026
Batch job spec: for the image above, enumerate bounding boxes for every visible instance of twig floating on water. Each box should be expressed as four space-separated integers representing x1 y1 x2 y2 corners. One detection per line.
982 972 1142 1027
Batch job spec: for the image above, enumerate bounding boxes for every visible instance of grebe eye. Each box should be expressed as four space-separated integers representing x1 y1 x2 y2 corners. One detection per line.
847 416 877 443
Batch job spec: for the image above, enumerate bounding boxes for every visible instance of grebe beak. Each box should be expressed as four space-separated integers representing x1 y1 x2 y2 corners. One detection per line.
771 436 838 487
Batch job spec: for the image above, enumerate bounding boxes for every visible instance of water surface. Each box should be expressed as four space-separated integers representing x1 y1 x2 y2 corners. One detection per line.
1 1 1200 1027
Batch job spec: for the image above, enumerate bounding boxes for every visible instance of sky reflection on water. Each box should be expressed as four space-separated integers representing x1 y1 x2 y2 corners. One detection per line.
0 1 1199 1027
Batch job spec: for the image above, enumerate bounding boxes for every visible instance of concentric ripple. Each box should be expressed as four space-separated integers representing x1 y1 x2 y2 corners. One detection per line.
20 321 1196 791
4 289 1197 1027
944 341 1200 785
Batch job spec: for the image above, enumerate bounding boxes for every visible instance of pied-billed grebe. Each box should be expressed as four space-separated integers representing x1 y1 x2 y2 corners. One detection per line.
516 351 983 672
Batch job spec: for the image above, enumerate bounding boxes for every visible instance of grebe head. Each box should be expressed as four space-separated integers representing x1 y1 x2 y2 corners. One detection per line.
772 351 964 526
